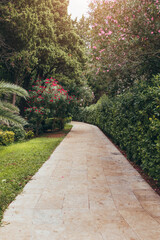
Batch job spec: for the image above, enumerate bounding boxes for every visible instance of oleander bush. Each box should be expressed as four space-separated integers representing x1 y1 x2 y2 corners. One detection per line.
25 78 76 135
79 74 160 184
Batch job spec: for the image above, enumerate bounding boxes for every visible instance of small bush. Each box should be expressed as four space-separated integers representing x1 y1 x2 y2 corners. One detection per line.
25 130 34 139
64 116 72 124
10 126 26 141
42 117 72 132
0 125 25 142
0 130 15 145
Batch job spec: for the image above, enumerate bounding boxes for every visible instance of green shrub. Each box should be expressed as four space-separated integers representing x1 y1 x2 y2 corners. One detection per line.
80 74 160 184
0 130 15 145
0 125 25 142
42 117 72 132
10 126 26 141
64 116 72 124
25 130 34 139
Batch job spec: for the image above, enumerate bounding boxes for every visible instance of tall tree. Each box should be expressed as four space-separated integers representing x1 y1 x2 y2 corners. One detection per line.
0 0 87 104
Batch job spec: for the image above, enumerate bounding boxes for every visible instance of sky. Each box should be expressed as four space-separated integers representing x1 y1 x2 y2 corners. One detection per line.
68 0 90 20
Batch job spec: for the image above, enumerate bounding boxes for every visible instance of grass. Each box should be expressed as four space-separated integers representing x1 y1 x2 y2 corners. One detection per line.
0 124 72 223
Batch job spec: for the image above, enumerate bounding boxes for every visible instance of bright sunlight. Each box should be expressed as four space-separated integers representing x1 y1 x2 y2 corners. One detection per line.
68 0 89 20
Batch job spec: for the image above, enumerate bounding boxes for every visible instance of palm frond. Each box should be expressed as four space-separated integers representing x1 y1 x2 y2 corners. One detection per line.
0 109 27 127
0 100 19 113
0 81 29 99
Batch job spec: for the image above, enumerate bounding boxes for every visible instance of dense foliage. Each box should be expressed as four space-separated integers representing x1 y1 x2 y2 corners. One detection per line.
0 0 92 133
0 130 15 145
25 77 76 135
87 0 160 98
79 74 160 184
0 0 87 105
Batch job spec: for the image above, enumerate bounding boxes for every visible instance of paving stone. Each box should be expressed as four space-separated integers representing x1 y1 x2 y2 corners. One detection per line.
119 208 160 240
35 190 64 209
0 223 32 240
32 209 63 225
0 122 160 240
9 193 41 209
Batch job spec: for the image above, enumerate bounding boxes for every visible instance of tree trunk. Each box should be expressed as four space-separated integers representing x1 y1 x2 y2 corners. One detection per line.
12 94 16 105
12 77 18 105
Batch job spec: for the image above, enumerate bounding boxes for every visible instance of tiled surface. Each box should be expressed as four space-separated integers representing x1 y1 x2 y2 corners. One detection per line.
0 122 160 240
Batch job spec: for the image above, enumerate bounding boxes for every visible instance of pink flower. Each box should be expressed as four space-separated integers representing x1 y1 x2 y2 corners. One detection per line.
100 49 105 53
151 32 154 34
108 31 112 35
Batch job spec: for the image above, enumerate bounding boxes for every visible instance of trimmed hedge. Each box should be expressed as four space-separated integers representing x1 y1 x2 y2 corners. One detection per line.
79 74 160 184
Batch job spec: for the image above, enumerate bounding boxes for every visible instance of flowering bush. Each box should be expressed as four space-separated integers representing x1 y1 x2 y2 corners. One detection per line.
88 0 160 96
25 77 76 135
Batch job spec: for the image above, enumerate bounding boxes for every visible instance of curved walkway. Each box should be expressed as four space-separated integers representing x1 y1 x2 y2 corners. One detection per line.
0 122 160 240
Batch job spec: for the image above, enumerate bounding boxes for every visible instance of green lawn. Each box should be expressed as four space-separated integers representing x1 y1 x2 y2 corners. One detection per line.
0 124 72 223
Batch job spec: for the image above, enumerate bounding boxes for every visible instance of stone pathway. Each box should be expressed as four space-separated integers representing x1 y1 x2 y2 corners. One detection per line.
0 122 160 240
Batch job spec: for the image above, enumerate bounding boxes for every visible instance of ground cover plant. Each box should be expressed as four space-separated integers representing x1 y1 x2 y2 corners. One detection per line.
0 124 72 223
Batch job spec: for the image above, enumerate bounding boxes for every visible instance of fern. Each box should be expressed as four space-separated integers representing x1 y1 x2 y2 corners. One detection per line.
0 81 29 127
0 101 19 113
0 109 27 126
0 81 29 98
